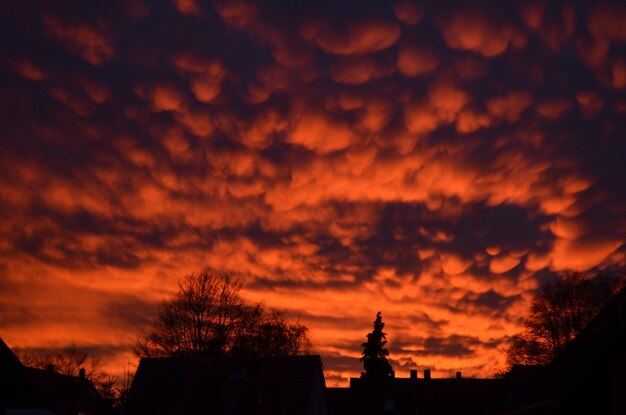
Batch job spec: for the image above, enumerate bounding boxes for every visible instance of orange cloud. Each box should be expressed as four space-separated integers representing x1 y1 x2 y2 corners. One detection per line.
172 0 200 15
456 109 491 133
549 216 586 240
397 42 439 77
403 101 439 135
612 59 626 89
587 4 626 44
525 251 550 272
518 2 575 53
535 97 572 120
193 74 224 103
161 127 191 158
124 0 150 17
578 4 626 69
213 0 261 30
428 81 470 122
47 86 94 117
269 30 315 67
439 10 524 57
173 54 225 103
551 238 621 271
237 108 287 149
287 111 355 154
174 106 214 137
358 99 394 133
403 81 469 134
486 91 533 122
44 16 114 65
330 56 395 84
441 254 472 275
147 83 184 111
11 59 47 81
489 255 520 274
393 2 423 25
301 19 401 55
576 91 604 119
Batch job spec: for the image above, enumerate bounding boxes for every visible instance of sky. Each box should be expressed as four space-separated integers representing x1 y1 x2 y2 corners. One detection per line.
1 0 626 386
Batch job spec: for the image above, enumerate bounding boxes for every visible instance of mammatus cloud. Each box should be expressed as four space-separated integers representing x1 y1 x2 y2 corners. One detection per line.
1 0 626 385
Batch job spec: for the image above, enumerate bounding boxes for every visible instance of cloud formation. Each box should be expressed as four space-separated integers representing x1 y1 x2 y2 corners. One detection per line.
1 0 626 385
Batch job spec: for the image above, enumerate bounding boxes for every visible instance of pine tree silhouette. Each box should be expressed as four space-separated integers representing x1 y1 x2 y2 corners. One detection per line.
360 311 394 380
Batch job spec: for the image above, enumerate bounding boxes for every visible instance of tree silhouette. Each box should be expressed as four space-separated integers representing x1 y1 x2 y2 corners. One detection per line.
505 269 626 367
232 307 311 357
135 271 244 357
360 311 394 380
135 269 311 358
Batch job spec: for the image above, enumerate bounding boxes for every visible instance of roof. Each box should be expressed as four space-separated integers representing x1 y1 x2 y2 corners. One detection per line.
546 284 626 413
0 337 106 415
500 285 626 414
25 367 105 415
331 377 508 415
551 283 626 370
0 337 49 409
0 337 24 370
125 355 327 415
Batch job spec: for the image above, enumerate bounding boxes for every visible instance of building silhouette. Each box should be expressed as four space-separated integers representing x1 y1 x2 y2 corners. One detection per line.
125 355 327 415
0 338 107 415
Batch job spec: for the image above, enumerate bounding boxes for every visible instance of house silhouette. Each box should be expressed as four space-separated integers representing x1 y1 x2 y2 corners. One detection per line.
327 370 509 415
0 338 107 415
125 355 327 415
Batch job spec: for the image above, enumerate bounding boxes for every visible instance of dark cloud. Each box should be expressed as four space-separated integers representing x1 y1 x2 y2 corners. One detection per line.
392 333 502 358
104 295 159 331
0 304 37 328
14 343 134 362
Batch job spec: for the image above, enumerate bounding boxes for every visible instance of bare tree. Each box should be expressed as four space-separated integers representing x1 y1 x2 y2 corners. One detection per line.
135 271 244 357
232 307 311 357
504 269 626 367
111 363 135 413
136 269 311 358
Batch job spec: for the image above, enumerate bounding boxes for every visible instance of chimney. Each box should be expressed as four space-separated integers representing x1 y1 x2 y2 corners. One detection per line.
424 369 431 380
46 364 55 373
410 370 417 379
456 371 462 379
79 368 86 379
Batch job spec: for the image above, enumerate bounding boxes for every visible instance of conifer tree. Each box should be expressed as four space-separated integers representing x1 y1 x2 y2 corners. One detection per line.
360 311 394 380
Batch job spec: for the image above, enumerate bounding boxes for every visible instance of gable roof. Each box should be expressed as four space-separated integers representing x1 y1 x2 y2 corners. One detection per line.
125 355 327 415
0 337 24 370
0 337 49 409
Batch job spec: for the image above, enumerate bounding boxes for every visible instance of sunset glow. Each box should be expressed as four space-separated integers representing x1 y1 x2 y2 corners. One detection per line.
1 0 626 387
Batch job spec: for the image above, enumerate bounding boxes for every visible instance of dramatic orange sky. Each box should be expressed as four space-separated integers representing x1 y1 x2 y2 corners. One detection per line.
1 0 626 386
